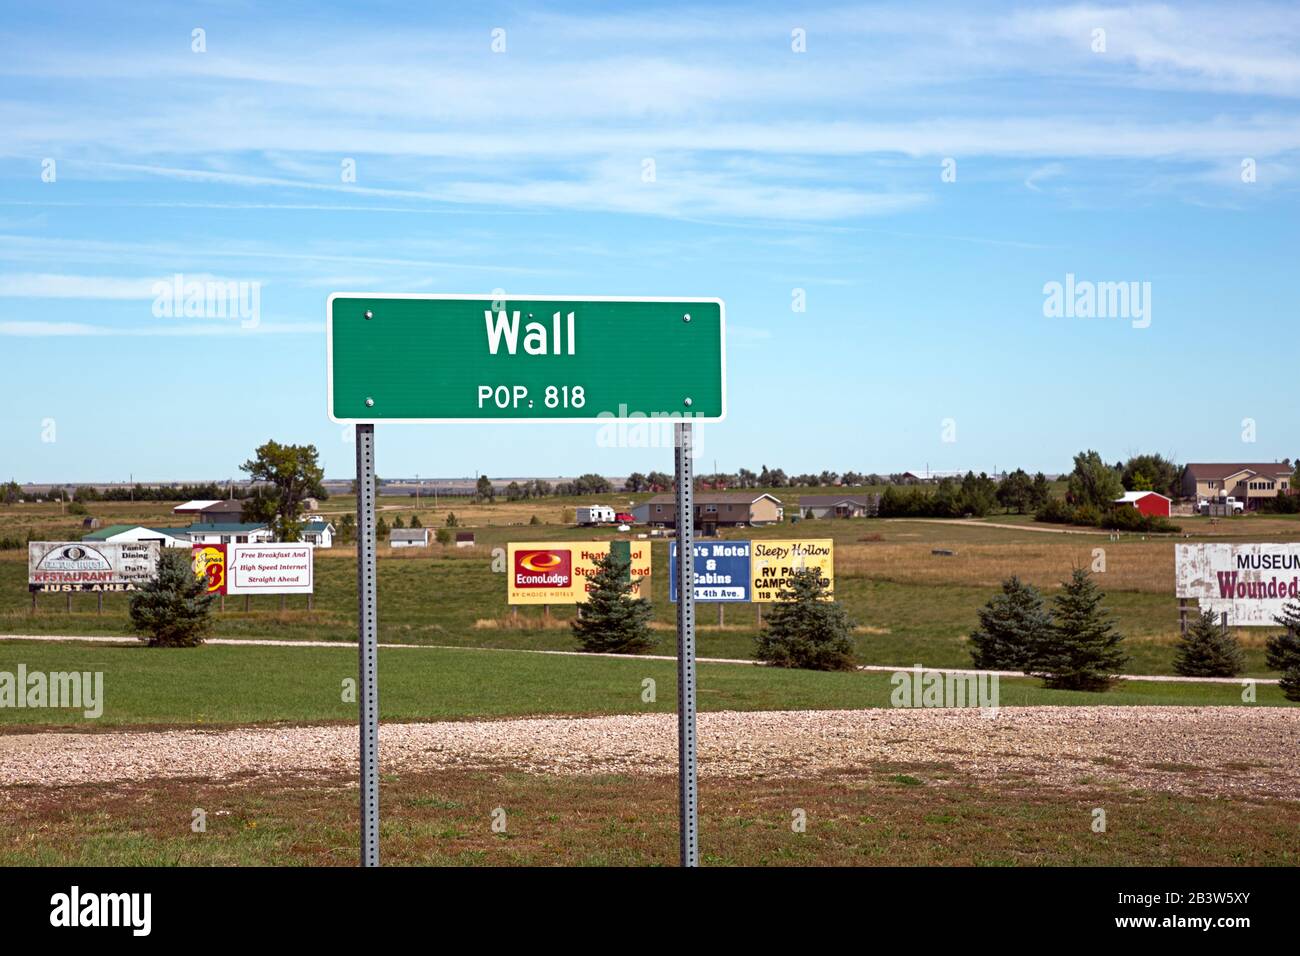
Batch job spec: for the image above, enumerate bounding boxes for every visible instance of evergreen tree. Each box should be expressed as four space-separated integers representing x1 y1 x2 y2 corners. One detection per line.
445 512 458 528
129 550 216 647
754 567 856 671
393 515 405 529
1266 600 1300 702
410 514 422 528
1173 609 1245 677
571 550 656 654
376 516 389 539
1035 568 1128 690
968 576 1052 670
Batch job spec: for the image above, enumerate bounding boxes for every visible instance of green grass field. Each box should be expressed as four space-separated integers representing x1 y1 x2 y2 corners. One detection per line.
0 639 1287 729
4 494 1298 679
6 766 1296 866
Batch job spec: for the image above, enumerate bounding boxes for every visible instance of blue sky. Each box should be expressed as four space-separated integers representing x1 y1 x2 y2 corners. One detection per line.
1 1 1298 482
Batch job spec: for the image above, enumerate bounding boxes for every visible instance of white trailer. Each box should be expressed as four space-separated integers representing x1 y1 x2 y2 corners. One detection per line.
576 505 616 526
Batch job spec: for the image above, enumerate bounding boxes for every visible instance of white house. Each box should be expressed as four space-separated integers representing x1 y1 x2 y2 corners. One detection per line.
186 522 275 545
300 519 335 548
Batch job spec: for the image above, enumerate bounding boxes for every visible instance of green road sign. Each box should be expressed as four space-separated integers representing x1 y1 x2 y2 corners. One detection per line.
327 294 726 423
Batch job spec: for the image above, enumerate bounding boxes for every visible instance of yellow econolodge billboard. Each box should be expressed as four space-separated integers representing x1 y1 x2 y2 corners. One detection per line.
507 540 651 605
751 538 834 602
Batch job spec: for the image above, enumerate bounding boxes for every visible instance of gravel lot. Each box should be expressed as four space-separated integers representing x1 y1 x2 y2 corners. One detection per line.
3 707 1298 799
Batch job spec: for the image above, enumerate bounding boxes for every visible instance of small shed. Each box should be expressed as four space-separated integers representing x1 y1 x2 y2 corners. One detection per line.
390 528 429 548
1114 490 1171 518
455 531 476 548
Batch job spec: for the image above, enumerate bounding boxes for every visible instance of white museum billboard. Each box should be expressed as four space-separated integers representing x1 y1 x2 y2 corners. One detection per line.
1175 543 1300 625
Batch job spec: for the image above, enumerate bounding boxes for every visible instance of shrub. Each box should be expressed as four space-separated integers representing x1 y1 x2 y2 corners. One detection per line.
435 528 452 545
1255 495 1300 514
1035 499 1180 534
128 550 215 647
1034 497 1075 524
1033 568 1127 691
1173 610 1245 677
571 550 656 654
968 576 1052 671
1106 505 1181 534
754 567 856 670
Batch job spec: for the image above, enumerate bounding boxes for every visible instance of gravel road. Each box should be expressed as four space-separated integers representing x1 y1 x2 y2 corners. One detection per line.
3 707 1298 799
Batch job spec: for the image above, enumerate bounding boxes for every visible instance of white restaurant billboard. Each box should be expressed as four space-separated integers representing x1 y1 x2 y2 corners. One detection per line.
28 541 160 592
1175 543 1300 625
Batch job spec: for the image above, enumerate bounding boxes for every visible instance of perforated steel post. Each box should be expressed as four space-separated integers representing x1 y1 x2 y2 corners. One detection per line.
674 421 699 867
355 423 380 866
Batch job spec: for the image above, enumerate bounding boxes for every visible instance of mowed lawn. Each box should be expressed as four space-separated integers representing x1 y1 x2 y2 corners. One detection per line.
3 509 1299 677
0 640 1290 729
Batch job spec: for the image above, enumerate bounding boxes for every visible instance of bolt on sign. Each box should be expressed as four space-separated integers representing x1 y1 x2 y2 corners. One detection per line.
28 542 160 592
670 541 751 602
222 544 314 595
327 294 725 423
1176 543 1300 625
192 544 227 593
750 539 835 602
507 540 651 604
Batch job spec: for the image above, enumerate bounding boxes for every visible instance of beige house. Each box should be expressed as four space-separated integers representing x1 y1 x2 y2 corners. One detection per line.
1181 462 1294 508
633 492 783 530
798 493 880 519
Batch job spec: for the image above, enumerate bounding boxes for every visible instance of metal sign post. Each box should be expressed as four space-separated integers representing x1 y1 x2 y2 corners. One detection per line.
355 423 380 867
329 293 726 868
674 421 699 867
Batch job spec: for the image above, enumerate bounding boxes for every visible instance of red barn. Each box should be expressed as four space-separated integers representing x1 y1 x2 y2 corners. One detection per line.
1114 491 1171 517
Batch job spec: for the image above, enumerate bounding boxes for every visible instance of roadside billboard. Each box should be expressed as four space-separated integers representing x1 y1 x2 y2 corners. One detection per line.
670 540 751 602
1176 543 1300 625
750 538 835 603
28 541 160 592
191 544 228 594
224 543 314 595
507 540 651 604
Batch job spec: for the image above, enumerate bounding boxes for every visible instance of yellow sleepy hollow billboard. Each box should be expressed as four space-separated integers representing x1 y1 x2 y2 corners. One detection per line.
751 539 834 602
507 540 652 604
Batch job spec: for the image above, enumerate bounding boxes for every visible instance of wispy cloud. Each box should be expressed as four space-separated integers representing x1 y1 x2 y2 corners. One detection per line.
0 320 321 337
